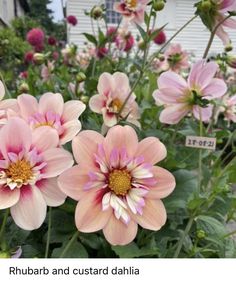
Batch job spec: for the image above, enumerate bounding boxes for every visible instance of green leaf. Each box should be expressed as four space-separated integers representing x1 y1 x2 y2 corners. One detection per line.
136 24 148 42
52 241 88 258
82 33 98 46
196 215 226 237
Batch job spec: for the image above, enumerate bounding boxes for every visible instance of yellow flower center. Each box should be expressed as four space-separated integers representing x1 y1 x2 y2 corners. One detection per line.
34 121 54 128
111 98 123 113
6 160 33 185
108 169 131 196
125 0 137 9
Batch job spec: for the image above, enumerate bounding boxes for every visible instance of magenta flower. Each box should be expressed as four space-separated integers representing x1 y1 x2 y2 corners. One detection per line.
17 92 86 145
26 28 45 47
114 0 149 24
89 72 140 127
115 29 135 52
153 30 166 45
48 36 57 46
24 51 34 64
0 118 73 230
67 15 78 26
58 125 175 245
153 60 227 124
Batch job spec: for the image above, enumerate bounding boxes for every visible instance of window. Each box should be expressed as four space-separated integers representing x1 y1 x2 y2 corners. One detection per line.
106 0 121 24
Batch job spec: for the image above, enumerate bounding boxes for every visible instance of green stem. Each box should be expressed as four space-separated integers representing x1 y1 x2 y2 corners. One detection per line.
174 216 195 258
198 109 203 192
0 209 9 245
222 229 236 239
44 207 52 258
59 231 78 258
203 14 232 59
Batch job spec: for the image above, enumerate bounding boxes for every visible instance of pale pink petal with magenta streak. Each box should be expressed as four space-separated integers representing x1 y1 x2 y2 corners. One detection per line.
215 25 231 46
75 189 112 232
17 94 38 120
41 148 73 178
97 72 114 95
72 130 104 166
135 137 167 165
0 185 20 209
10 185 47 230
59 119 82 145
146 166 176 199
38 92 64 116
36 178 66 207
219 0 236 13
103 215 138 246
132 199 167 230
101 108 117 127
0 117 32 158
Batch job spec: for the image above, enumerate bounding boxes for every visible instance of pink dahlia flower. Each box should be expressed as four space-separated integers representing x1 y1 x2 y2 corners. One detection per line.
58 125 175 245
26 28 45 47
220 94 236 122
153 60 227 124
115 29 135 52
164 43 189 73
89 72 140 127
114 0 149 24
214 0 236 45
0 118 73 230
17 92 86 145
67 15 78 26
0 81 18 128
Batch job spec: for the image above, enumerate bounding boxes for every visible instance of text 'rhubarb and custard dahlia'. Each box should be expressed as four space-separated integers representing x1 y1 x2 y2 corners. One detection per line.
153 59 227 124
58 125 175 245
0 118 73 230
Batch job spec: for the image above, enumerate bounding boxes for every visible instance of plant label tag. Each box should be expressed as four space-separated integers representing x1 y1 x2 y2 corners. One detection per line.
185 136 216 150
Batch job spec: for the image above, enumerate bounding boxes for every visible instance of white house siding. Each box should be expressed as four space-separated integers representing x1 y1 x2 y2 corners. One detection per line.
0 0 27 26
67 0 236 58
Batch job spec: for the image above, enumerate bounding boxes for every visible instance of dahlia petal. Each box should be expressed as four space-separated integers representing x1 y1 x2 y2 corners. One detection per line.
132 199 167 230
10 185 47 230
103 215 138 246
215 25 231 46
97 72 114 95
32 126 59 151
158 71 187 91
188 60 205 87
110 148 120 168
75 190 112 232
112 72 130 95
0 81 4 100
220 0 236 12
132 163 153 179
17 94 38 119
136 137 167 165
59 119 82 145
72 130 104 166
153 88 184 104
0 118 32 158
202 78 227 99
89 94 105 113
192 105 213 122
147 166 176 199
36 178 66 207
222 17 236 29
102 192 111 211
58 165 90 200
104 125 139 160
159 104 189 124
102 109 117 127
41 148 73 178
39 92 64 116
0 185 20 209
195 61 219 89
62 100 85 122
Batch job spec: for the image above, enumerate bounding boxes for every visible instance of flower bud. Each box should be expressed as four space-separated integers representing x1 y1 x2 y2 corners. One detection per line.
153 0 165 11
0 252 10 258
197 230 206 239
91 6 103 19
76 72 86 83
81 95 89 104
226 55 236 68
19 82 29 93
225 43 233 52
200 0 212 12
33 53 45 65
138 39 146 50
